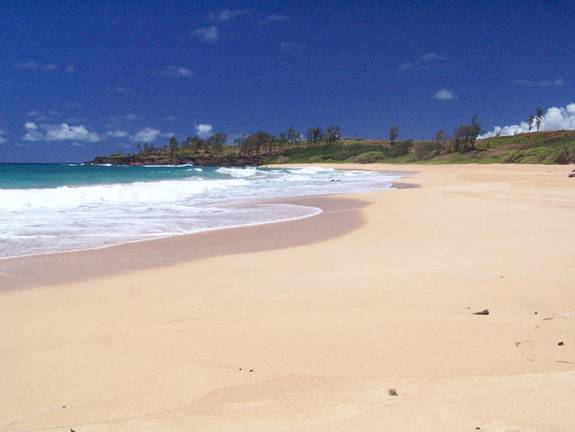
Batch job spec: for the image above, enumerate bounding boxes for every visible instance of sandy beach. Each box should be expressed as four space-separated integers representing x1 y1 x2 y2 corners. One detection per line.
1 163 574 431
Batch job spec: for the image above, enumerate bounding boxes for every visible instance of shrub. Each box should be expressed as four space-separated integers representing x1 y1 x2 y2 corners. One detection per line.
332 148 354 160
390 140 412 157
414 142 438 160
274 155 290 164
353 151 385 164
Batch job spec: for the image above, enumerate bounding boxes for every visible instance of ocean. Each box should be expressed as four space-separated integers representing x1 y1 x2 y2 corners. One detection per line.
0 163 400 258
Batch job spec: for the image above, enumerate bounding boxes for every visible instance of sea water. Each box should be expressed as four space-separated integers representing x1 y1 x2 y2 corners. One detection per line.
0 163 400 258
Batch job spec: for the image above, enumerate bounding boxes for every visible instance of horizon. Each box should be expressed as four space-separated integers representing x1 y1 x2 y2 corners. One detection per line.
1 0 574 162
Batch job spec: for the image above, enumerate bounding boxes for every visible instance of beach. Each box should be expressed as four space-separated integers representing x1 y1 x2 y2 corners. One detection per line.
1 163 574 431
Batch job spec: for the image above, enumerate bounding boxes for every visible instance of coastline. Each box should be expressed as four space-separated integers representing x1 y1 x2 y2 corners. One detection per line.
0 195 369 291
1 163 574 431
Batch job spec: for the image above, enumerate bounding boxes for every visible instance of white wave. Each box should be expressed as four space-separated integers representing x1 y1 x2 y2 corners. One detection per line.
216 167 259 177
287 166 335 175
0 166 401 258
0 178 249 211
143 164 195 168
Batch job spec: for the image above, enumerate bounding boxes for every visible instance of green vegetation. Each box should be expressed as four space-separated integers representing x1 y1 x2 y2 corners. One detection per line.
92 120 575 166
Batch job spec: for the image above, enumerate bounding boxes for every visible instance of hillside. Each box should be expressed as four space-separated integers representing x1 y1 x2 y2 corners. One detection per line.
91 130 575 166
266 130 575 165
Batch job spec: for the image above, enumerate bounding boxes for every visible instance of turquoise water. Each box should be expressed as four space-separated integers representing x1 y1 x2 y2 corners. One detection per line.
0 164 400 258
0 163 222 189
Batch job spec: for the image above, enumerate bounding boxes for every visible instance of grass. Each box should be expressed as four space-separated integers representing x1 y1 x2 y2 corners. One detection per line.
265 131 575 166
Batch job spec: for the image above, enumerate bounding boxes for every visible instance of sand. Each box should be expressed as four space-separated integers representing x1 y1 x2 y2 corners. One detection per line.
1 163 574 431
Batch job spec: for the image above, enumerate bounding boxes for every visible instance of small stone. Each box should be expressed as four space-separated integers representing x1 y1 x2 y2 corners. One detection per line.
388 388 398 396
558 341 565 346
238 368 242 371
475 427 481 430
249 369 254 372
474 309 490 316
534 312 538 315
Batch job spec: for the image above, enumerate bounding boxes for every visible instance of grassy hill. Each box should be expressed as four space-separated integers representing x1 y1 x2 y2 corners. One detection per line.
92 130 575 166
265 131 575 165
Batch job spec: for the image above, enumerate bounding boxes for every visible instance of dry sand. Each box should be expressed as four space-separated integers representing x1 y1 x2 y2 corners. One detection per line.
1 163 574 431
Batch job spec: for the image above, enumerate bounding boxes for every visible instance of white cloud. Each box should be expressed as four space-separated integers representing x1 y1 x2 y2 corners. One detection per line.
195 124 213 139
131 128 162 142
106 130 129 138
23 122 44 141
46 124 99 142
434 88 456 100
192 26 220 42
398 52 447 71
265 14 290 22
209 9 248 22
14 61 39 70
160 65 193 78
514 78 566 88
0 129 6 144
23 122 100 142
479 103 575 138
14 61 75 74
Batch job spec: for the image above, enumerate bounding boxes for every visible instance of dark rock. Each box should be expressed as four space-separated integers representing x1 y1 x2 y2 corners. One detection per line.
568 169 575 178
249 369 254 372
474 309 490 316
388 388 398 396
558 341 565 346
534 312 538 315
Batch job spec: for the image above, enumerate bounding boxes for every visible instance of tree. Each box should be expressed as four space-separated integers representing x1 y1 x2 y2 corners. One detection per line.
287 127 301 148
528 113 535 132
306 127 323 147
389 125 399 145
168 137 179 162
536 107 544 131
277 133 289 150
208 132 227 154
433 130 447 153
242 131 275 155
324 126 342 146
452 115 481 152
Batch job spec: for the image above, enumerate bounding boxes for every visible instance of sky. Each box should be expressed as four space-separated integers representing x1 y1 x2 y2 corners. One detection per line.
1 0 574 162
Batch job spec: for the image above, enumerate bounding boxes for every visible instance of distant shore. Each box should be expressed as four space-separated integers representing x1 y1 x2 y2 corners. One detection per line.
1 163 574 432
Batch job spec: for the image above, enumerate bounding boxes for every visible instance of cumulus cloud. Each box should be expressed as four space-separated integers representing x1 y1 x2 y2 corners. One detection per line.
0 129 6 144
192 26 220 42
398 52 447 71
479 103 575 139
195 124 213 138
434 88 456 100
265 14 290 22
131 128 162 143
23 122 100 142
209 9 248 22
514 78 566 88
160 65 193 78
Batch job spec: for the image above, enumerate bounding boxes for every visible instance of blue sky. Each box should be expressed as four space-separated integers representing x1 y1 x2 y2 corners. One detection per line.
1 0 574 162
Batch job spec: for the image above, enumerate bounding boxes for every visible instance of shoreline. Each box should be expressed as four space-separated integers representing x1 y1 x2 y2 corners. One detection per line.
0 195 370 291
1 163 574 431
0 170 415 291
